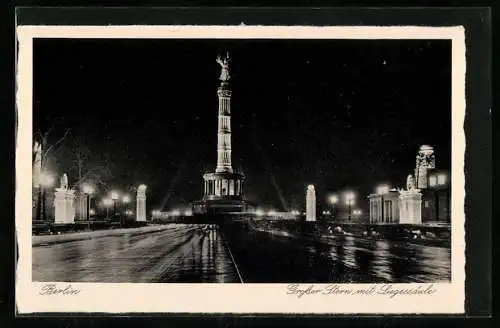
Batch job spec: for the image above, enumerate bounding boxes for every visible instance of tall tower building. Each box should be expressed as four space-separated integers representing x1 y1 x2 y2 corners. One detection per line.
215 57 233 174
414 145 436 189
192 53 248 215
306 185 316 222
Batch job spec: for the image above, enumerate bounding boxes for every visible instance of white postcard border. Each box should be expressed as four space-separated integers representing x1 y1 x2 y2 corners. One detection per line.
15 25 466 314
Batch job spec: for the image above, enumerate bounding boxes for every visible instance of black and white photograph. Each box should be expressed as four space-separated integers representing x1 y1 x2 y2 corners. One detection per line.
16 24 467 314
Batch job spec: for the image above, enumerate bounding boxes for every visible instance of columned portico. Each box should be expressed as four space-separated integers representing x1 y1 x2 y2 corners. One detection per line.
202 173 245 198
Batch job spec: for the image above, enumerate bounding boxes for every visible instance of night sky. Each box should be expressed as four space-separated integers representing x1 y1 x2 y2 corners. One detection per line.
33 38 451 213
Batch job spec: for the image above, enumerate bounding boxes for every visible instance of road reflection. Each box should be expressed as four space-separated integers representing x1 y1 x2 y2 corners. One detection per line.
33 223 451 283
222 226 451 283
33 224 240 283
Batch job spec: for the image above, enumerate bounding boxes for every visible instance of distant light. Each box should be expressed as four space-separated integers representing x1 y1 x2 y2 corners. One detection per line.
268 210 277 216
328 195 339 204
255 209 264 216
82 184 94 195
353 209 363 215
40 173 54 188
376 185 390 195
110 191 119 200
103 198 113 206
290 210 300 215
122 195 130 203
89 209 96 215
184 210 192 216
344 191 356 205
171 210 180 216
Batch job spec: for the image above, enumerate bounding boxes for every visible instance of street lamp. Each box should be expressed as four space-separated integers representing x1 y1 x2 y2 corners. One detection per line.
103 198 113 220
328 194 339 220
40 173 54 221
41 173 54 187
82 184 94 230
344 192 356 221
110 191 119 225
122 195 130 228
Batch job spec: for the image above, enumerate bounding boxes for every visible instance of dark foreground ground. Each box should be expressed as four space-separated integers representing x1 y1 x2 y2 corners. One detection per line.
32 223 451 283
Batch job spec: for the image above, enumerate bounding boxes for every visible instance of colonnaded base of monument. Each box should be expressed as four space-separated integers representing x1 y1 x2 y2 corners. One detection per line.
191 199 255 222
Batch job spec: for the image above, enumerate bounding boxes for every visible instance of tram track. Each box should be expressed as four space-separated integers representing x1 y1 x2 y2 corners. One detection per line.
218 226 245 284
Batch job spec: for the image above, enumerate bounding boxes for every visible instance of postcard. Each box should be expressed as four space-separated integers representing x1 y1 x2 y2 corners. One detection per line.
16 24 465 314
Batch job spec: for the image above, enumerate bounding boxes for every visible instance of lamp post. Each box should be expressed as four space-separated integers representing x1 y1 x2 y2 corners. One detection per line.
103 198 112 220
82 184 94 230
328 195 339 221
345 192 355 221
40 173 54 221
122 195 130 228
110 191 119 225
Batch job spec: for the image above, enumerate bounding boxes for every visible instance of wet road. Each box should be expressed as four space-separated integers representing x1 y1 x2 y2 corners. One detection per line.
33 224 241 283
221 223 451 283
33 223 450 283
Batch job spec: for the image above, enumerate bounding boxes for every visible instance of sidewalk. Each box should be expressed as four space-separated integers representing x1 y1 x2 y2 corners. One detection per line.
32 224 174 247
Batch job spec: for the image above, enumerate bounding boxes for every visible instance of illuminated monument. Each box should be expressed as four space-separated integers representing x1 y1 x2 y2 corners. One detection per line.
192 53 248 215
414 145 435 189
306 185 317 222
